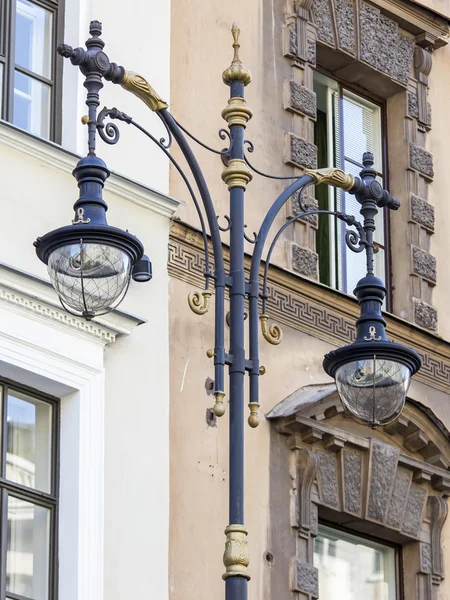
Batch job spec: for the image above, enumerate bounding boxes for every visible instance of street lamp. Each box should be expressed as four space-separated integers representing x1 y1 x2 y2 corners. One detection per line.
35 20 421 597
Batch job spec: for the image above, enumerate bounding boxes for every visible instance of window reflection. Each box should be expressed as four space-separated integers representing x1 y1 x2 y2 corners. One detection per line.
13 70 50 138
15 0 53 78
314 525 397 600
6 389 52 492
6 495 50 600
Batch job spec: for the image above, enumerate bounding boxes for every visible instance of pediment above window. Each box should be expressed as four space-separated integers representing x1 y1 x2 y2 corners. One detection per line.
268 383 450 486
268 384 449 596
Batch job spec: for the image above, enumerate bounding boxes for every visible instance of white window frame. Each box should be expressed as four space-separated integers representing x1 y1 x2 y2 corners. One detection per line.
0 292 108 600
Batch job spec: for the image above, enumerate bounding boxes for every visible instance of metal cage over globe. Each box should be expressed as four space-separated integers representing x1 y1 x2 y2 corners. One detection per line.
34 155 144 320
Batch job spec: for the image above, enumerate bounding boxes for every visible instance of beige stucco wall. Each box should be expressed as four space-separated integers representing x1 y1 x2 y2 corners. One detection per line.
170 0 296 270
169 274 332 599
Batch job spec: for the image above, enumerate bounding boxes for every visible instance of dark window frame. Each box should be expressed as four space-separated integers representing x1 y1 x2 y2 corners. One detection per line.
0 0 64 143
0 377 60 600
316 519 404 600
313 68 392 311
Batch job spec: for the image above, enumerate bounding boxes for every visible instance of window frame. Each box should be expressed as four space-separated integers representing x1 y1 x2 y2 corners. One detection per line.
0 376 60 600
1 0 64 143
314 66 392 311
316 519 404 600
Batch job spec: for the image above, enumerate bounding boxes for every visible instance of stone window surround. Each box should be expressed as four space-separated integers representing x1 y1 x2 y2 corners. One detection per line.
267 387 449 599
283 0 448 333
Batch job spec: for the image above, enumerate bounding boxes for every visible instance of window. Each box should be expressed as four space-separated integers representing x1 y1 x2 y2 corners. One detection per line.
0 379 59 600
314 72 387 298
314 524 399 600
0 0 62 140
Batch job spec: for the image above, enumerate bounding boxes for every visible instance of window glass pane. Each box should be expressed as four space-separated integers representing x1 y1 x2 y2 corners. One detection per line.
15 0 53 79
314 525 397 600
0 62 3 114
6 389 52 492
13 70 51 138
6 495 50 600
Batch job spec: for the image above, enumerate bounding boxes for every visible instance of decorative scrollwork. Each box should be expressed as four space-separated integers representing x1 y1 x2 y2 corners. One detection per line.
173 120 232 155
155 112 173 148
345 229 366 253
219 128 231 146
260 314 283 345
217 215 231 232
337 213 367 253
244 139 304 181
97 107 132 145
244 232 258 244
188 290 212 315
243 226 257 244
364 326 382 341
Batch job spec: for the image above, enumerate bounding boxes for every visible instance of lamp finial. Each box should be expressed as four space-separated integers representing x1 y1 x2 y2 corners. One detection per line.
222 23 252 86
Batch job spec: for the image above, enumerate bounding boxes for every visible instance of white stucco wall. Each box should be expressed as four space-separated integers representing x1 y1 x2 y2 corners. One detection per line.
62 0 171 194
0 0 174 589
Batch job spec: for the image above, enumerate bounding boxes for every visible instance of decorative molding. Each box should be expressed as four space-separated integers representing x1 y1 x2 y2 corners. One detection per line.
359 2 415 86
272 397 449 598
410 194 435 232
285 133 317 169
412 246 436 284
0 121 181 219
169 221 450 394
0 262 144 344
269 385 450 471
291 244 319 279
429 495 448 582
414 47 433 129
292 560 319 597
289 193 319 227
285 81 317 119
296 448 319 530
414 299 437 332
0 305 108 600
372 0 448 47
410 143 434 179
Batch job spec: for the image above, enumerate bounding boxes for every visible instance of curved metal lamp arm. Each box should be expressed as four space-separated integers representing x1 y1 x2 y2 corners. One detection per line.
247 167 358 409
260 208 366 313
97 106 214 289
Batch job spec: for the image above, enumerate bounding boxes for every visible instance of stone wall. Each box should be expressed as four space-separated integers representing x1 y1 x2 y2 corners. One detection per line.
282 0 444 332
268 396 450 599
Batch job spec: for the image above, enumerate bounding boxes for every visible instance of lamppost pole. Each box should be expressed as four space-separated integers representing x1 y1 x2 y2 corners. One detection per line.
34 21 422 600
221 43 253 596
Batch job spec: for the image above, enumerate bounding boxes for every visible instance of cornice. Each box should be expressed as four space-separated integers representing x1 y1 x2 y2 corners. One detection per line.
372 0 449 47
0 262 145 344
0 121 181 219
169 221 450 394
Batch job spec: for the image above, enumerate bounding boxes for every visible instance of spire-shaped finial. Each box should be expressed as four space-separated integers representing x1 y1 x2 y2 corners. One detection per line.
222 23 252 86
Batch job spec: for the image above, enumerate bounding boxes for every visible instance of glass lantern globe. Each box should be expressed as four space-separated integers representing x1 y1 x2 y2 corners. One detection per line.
335 357 411 428
47 242 132 319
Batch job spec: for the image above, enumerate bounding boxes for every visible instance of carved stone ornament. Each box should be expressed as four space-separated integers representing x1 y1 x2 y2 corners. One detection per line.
268 385 449 599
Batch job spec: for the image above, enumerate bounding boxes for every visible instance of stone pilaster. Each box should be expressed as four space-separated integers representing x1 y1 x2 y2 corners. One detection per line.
283 0 319 282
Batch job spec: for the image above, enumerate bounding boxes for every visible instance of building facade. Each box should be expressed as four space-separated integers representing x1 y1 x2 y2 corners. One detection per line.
168 0 450 599
1 0 450 599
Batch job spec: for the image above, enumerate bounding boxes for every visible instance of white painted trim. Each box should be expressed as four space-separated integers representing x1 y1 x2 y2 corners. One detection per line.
0 308 107 600
0 120 181 218
0 262 144 344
